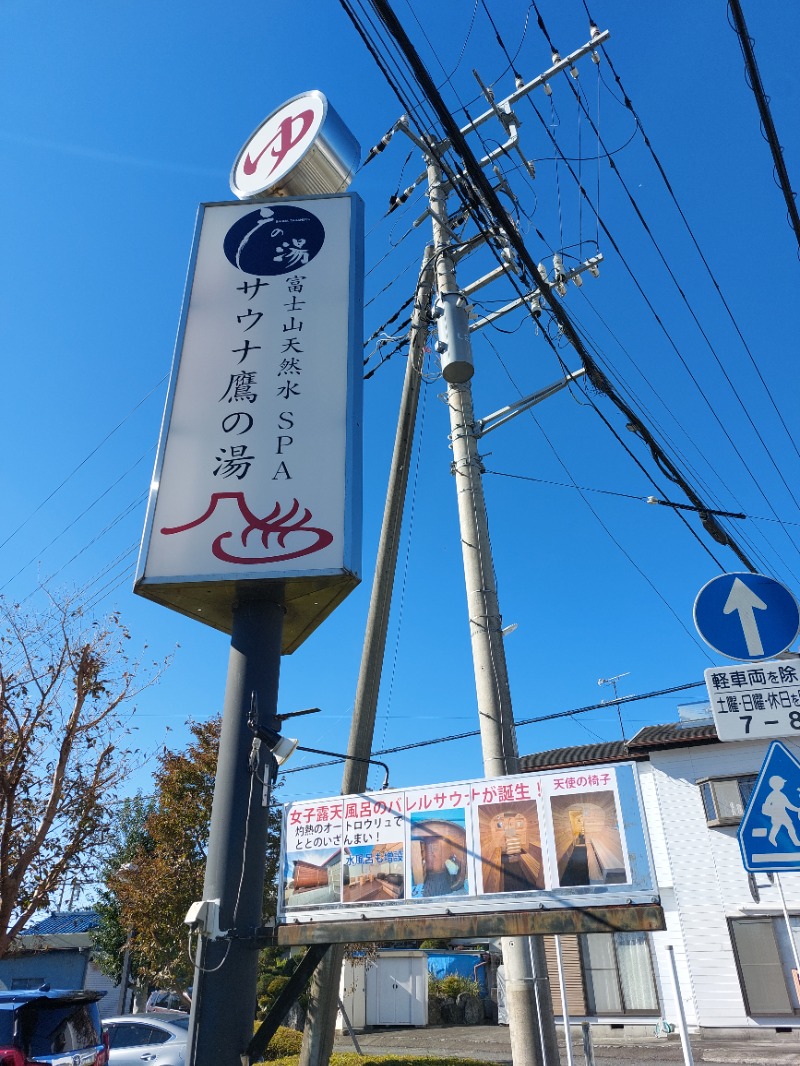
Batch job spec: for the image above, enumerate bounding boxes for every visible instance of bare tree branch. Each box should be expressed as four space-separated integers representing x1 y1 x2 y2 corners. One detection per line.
0 593 167 957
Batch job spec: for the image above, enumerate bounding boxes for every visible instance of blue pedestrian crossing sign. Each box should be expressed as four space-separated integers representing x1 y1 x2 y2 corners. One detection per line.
739 741 800 872
694 572 800 662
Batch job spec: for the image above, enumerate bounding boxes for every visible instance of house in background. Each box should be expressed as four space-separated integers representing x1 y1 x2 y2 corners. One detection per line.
0 910 123 1018
518 708 800 1037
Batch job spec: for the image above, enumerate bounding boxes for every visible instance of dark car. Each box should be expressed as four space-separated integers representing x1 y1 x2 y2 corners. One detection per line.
0 986 108 1066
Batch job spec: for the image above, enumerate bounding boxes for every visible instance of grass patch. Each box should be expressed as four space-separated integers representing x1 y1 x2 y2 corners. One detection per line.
264 1057 505 1066
255 1026 505 1066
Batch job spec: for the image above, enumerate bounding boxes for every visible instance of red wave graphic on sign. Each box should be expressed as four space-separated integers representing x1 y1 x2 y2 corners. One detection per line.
160 492 333 564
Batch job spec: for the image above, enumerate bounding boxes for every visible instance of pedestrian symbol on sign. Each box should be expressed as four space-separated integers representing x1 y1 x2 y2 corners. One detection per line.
739 741 800 872
760 775 800 847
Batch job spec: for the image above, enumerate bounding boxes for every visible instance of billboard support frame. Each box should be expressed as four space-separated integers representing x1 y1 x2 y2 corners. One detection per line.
276 903 665 947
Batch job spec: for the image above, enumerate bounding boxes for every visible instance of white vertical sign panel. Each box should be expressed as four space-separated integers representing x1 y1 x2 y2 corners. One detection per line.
135 195 363 641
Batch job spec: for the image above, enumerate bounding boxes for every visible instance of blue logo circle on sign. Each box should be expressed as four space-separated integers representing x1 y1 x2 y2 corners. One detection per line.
223 205 325 276
693 572 800 661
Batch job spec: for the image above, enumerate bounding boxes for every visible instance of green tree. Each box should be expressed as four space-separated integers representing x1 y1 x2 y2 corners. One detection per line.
107 717 282 991
0 595 162 958
93 793 155 987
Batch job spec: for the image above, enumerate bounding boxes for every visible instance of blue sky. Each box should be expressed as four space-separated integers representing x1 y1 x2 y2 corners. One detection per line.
2 1 799 813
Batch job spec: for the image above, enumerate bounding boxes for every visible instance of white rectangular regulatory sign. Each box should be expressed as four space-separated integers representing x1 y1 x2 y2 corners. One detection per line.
705 660 800 741
135 195 363 650
277 762 656 925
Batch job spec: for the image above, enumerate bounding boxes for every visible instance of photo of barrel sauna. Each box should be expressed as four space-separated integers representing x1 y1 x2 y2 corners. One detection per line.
549 790 628 887
409 811 469 897
342 843 404 902
283 847 342 908
477 800 544 893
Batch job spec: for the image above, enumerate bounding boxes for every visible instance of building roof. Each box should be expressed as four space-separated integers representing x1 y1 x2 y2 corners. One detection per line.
519 720 719 772
21 911 99 937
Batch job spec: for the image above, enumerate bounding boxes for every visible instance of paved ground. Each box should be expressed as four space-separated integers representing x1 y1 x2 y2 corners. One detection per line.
331 1023 800 1065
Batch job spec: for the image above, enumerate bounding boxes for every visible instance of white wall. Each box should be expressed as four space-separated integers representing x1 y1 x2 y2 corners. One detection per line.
646 738 800 1030
338 957 367 1030
84 958 123 1018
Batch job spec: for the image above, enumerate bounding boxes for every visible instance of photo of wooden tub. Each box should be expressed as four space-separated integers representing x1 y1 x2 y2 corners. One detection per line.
409 812 469 897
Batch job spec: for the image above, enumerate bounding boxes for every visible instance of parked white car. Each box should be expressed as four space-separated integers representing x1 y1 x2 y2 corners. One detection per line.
102 1011 189 1066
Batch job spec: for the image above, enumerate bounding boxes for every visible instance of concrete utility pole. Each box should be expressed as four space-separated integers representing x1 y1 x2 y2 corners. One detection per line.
425 153 560 1066
186 595 285 1066
299 252 435 1066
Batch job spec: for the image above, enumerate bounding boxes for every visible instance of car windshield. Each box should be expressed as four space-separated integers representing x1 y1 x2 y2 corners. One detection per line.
169 1016 190 1030
21 1001 101 1056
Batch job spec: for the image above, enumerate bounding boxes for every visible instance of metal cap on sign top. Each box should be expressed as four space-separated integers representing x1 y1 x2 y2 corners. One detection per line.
230 90 361 200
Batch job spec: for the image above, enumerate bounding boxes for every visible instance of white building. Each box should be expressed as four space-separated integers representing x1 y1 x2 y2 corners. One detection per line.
519 713 800 1037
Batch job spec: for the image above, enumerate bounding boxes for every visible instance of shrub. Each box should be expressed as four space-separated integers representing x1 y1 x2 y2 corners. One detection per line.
428 974 480 998
258 1025 303 1060
263 977 290 1000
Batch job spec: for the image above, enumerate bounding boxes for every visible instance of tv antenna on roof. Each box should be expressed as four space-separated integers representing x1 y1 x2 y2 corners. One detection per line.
598 672 631 741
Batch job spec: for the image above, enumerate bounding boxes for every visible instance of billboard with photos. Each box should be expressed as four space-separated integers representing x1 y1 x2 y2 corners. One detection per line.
277 762 656 923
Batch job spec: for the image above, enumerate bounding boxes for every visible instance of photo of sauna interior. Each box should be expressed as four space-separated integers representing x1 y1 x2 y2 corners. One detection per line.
477 800 544 893
283 848 342 908
550 791 627 887
409 816 468 896
342 843 404 902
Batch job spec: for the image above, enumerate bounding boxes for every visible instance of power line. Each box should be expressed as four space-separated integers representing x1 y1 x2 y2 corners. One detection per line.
727 0 800 256
0 377 165 555
516 95 798 565
279 678 706 775
360 0 760 573
580 1 800 472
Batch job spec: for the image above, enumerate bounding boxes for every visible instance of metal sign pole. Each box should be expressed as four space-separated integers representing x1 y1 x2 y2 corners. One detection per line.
186 594 285 1066
554 936 574 1066
775 873 800 974
665 944 695 1066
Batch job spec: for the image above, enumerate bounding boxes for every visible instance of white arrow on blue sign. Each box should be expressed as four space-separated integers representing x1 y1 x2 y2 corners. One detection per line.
694 572 800 661
739 741 800 872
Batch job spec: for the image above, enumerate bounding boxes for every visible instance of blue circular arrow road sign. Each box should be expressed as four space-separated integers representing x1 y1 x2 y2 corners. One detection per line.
694 572 800 661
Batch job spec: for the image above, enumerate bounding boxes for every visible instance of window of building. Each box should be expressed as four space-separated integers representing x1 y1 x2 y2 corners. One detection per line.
698 773 757 826
578 931 659 1015
730 916 800 1015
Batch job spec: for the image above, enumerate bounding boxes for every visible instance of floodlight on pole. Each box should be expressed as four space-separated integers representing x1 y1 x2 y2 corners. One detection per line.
247 714 299 768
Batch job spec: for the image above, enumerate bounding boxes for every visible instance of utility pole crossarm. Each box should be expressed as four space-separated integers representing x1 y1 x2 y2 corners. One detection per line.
469 256 604 333
476 368 586 437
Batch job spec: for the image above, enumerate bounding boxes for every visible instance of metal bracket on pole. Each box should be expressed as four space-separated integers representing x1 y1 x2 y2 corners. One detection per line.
469 256 603 333
394 31 611 202
475 368 586 437
337 997 362 1055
